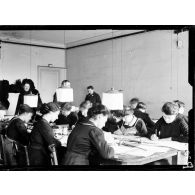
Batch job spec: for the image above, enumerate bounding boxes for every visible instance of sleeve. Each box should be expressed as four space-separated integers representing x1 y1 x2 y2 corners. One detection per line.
15 120 30 145
145 113 155 129
37 92 42 109
69 112 78 128
147 118 162 138
85 94 89 101
136 119 148 137
15 94 23 115
39 122 61 147
171 119 188 143
89 128 114 159
53 92 57 103
96 93 101 104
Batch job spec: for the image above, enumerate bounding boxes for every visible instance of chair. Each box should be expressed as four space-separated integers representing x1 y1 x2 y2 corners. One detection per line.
0 134 7 165
1 135 30 166
48 144 58 165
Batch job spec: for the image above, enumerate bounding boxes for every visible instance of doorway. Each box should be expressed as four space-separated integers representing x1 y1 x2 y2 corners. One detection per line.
38 66 66 103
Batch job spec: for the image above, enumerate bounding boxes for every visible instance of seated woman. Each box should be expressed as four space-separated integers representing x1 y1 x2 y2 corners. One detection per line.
77 101 91 123
103 110 123 134
6 104 33 145
134 102 155 132
5 104 34 166
63 104 114 165
0 103 7 135
114 107 148 137
173 100 188 123
150 102 188 142
15 78 42 115
55 102 78 129
29 102 61 166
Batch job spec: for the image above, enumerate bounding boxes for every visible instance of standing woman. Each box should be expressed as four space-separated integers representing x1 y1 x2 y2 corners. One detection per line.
29 102 61 166
15 79 42 115
63 104 114 165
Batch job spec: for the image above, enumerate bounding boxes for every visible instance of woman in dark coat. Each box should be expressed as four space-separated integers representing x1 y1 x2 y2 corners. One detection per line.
29 102 61 166
15 79 42 115
4 104 34 166
63 104 114 165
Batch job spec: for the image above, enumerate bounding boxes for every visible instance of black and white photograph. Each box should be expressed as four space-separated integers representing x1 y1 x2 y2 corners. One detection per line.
0 26 193 170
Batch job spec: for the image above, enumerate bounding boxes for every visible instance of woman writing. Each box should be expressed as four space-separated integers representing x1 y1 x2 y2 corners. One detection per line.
29 102 61 166
63 104 114 165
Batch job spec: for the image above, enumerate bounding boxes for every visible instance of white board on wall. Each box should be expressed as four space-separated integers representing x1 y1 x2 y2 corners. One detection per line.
7 93 19 115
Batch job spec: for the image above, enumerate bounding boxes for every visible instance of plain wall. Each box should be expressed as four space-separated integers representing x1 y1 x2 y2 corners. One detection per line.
67 30 192 119
0 42 66 87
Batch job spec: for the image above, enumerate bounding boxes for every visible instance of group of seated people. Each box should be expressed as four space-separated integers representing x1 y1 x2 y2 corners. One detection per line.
0 97 188 166
0 78 189 166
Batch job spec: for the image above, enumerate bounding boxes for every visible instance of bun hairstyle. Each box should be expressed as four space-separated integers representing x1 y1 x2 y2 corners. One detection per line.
18 104 34 115
40 102 60 115
137 102 147 110
87 104 109 119
162 102 178 115
61 102 72 112
173 100 185 108
80 101 91 110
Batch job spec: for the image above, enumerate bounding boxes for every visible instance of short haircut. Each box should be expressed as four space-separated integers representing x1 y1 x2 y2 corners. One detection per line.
40 102 60 115
80 101 91 110
61 80 70 85
137 102 147 110
123 106 134 116
18 104 34 115
61 102 72 111
87 86 94 90
173 100 185 108
87 104 109 119
162 102 178 115
129 98 139 104
111 110 124 118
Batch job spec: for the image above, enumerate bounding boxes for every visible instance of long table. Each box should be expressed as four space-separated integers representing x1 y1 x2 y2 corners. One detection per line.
57 132 188 165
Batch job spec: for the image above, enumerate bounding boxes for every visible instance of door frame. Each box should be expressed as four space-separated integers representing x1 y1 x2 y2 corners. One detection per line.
37 65 67 101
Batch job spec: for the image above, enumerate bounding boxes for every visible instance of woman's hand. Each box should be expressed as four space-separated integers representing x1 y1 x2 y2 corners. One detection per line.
150 134 159 141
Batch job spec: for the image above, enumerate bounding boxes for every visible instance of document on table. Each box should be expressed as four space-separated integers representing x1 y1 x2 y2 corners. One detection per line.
113 145 155 157
151 140 188 151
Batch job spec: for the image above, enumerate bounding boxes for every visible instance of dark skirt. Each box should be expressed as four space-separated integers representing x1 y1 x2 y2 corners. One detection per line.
29 146 51 166
62 151 89 165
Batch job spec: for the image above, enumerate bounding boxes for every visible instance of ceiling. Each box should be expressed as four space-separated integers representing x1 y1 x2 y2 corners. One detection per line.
0 30 144 48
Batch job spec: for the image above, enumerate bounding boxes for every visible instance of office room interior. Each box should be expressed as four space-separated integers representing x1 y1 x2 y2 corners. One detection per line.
0 28 193 169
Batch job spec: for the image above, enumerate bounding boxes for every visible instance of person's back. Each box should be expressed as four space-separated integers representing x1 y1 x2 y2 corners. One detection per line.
64 122 114 165
6 117 29 146
29 118 61 165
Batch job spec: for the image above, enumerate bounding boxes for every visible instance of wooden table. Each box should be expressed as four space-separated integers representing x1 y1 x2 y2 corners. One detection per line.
112 148 180 165
57 133 188 166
